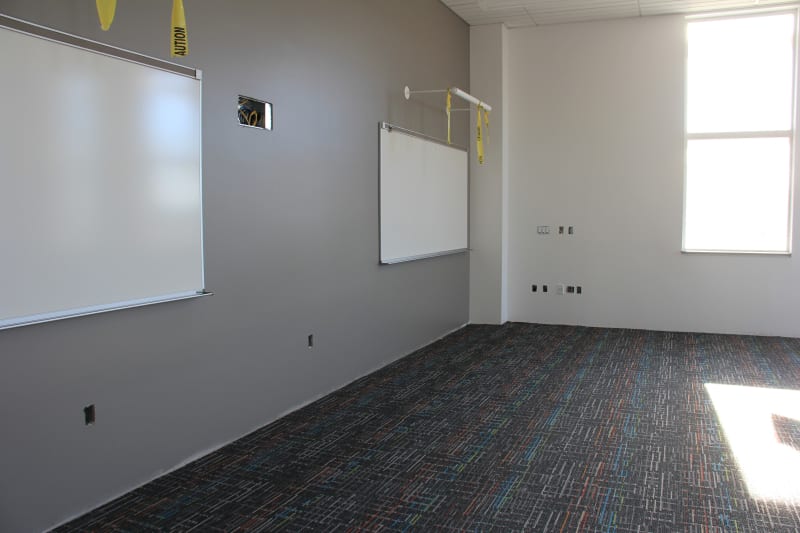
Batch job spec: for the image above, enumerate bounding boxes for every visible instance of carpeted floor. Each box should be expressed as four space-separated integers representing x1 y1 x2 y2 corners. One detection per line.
57 323 800 532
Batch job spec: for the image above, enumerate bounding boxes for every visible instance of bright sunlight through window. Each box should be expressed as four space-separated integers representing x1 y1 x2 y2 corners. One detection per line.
684 12 796 253
705 383 800 503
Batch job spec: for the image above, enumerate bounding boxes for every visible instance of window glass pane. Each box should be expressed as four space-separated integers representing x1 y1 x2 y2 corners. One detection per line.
685 137 791 252
687 14 795 133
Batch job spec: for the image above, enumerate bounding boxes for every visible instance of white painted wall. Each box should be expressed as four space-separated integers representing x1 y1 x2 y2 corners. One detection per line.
469 23 509 324
506 15 800 337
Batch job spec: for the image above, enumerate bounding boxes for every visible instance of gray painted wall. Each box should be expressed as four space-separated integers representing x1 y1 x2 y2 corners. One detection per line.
0 2 469 531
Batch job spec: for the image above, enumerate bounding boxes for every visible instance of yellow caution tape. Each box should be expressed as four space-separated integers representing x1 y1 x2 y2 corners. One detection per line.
484 109 490 147
476 104 484 165
171 0 189 57
96 0 117 31
446 90 452 145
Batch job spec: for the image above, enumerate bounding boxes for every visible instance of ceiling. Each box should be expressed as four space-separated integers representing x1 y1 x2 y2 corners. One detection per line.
441 0 796 27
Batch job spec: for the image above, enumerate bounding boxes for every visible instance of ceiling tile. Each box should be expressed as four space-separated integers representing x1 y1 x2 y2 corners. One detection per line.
639 0 794 15
441 0 797 27
524 0 640 24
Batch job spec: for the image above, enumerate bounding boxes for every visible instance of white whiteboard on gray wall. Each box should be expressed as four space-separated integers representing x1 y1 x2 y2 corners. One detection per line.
379 124 468 264
0 16 204 329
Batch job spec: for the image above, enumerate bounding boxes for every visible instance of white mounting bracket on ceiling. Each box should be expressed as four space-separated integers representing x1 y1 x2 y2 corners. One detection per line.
404 85 492 112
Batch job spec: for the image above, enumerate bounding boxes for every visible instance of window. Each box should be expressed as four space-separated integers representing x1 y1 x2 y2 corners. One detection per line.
684 11 797 253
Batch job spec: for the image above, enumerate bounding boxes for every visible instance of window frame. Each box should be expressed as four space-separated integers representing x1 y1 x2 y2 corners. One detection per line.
682 8 799 255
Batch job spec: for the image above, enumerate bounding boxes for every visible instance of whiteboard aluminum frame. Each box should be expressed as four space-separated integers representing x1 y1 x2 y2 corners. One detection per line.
0 14 200 79
378 122 470 265
380 248 470 265
0 291 213 331
379 122 467 152
0 15 207 330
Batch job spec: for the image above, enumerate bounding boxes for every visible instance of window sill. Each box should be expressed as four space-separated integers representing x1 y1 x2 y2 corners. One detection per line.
681 249 791 256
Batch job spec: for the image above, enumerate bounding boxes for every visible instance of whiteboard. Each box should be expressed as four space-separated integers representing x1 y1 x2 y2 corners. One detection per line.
0 18 204 329
379 125 468 264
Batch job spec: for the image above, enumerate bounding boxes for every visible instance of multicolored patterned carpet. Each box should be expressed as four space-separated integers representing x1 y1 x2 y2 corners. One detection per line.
57 324 800 532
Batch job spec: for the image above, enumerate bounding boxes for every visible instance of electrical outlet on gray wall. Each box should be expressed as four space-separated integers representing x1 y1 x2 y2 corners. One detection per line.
84 404 95 426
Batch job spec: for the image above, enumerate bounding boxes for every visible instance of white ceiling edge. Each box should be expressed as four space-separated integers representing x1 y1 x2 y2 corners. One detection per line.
441 0 799 27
